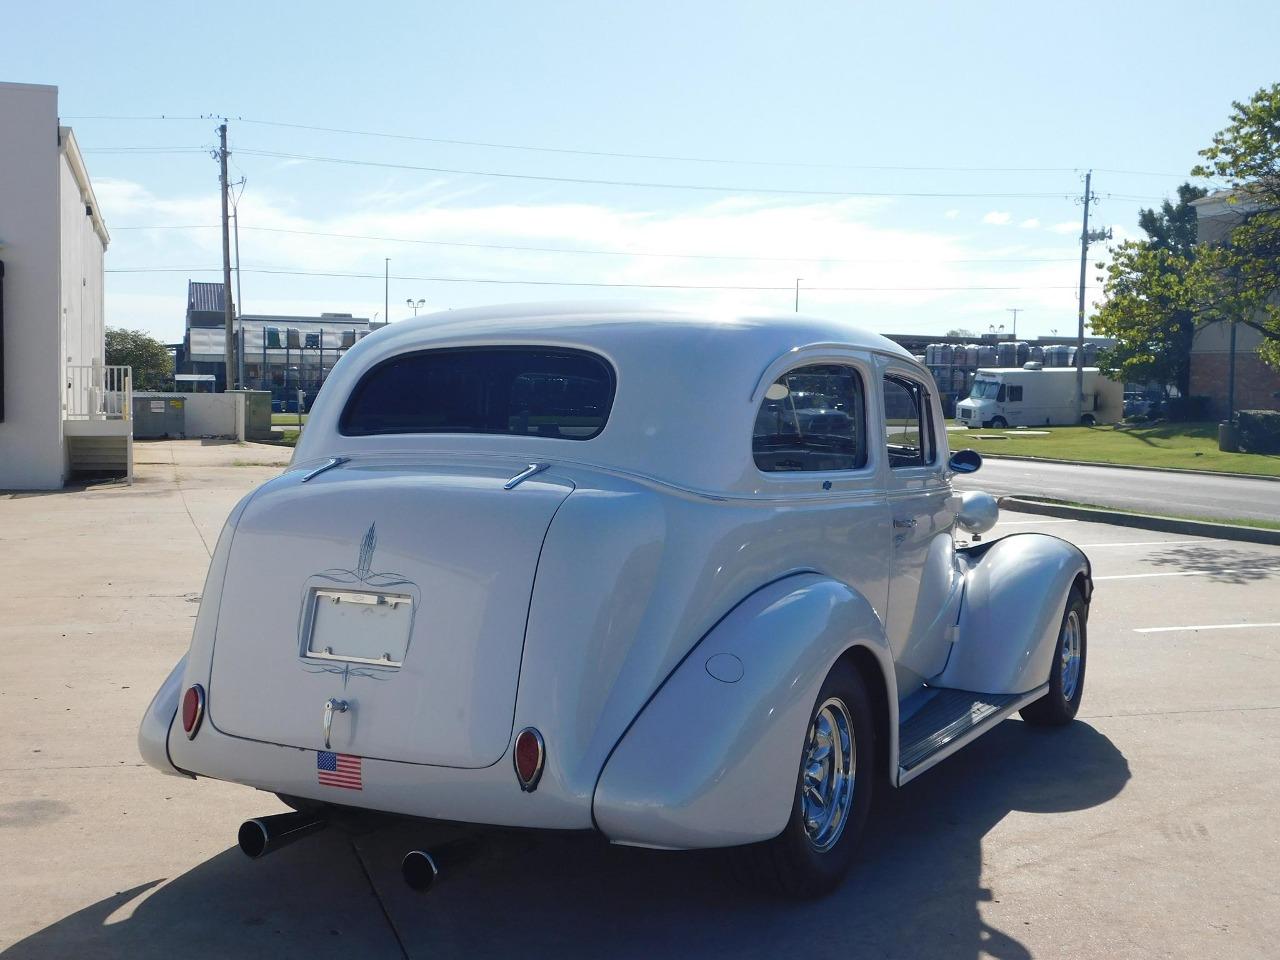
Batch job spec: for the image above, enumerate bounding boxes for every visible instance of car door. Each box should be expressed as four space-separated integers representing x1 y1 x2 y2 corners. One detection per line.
881 365 963 693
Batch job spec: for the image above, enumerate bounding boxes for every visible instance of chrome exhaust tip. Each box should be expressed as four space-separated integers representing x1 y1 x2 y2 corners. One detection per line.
237 811 327 859
401 849 439 892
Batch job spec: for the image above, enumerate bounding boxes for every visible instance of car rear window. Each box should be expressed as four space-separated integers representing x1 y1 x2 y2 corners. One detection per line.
339 347 615 439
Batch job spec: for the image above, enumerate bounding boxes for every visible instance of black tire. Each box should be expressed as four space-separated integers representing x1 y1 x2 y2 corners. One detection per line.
1020 587 1088 726
990 416 1008 428
744 659 877 898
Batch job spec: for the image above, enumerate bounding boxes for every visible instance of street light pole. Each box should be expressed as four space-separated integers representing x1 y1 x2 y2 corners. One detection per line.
384 258 390 325
795 278 803 313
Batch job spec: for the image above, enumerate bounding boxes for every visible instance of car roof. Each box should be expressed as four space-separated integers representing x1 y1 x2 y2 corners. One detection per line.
350 301 911 360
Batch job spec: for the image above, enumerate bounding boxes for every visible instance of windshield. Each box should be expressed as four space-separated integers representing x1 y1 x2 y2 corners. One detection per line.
340 347 616 439
967 379 1000 400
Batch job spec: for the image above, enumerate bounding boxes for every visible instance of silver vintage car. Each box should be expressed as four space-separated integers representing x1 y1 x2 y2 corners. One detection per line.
141 304 1091 897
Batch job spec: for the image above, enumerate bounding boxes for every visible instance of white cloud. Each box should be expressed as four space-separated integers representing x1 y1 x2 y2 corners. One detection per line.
1019 218 1040 229
99 178 1090 340
1049 221 1080 235
944 209 960 219
982 211 1012 225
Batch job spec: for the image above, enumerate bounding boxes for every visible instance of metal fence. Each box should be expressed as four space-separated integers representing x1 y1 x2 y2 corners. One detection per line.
66 364 133 420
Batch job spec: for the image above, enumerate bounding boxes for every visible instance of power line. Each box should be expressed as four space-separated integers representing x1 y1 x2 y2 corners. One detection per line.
81 147 209 154
103 264 1094 292
111 223 1079 265
237 148 1092 199
63 115 1189 178
237 118 1098 174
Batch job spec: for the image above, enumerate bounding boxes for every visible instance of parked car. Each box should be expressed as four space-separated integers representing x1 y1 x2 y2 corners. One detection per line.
141 305 1092 897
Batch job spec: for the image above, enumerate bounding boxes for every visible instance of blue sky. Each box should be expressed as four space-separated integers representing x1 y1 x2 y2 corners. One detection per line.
5 1 1278 341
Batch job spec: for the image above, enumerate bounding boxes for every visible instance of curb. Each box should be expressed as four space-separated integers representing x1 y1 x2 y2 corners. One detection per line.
999 497 1280 547
974 452 1280 482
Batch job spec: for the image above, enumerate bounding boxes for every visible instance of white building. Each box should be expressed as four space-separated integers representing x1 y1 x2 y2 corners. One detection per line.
0 82 130 489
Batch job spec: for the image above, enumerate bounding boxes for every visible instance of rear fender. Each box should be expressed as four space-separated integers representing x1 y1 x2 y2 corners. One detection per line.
143 488 254 776
138 655 192 778
592 574 894 850
937 533 1091 695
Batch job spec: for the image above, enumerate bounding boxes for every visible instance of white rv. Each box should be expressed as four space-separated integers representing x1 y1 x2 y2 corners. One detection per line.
955 365 1123 428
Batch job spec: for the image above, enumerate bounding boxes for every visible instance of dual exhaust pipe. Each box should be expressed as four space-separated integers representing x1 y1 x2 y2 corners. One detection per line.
237 810 328 860
236 811 440 893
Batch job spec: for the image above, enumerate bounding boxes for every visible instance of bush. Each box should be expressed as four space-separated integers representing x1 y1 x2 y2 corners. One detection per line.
1237 410 1280 454
1166 396 1211 421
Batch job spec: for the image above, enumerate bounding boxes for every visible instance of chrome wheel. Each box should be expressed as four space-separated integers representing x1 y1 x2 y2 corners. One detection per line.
801 697 855 852
1060 609 1083 700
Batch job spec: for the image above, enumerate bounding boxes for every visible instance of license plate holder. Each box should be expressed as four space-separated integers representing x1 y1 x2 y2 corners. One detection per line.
304 589 414 666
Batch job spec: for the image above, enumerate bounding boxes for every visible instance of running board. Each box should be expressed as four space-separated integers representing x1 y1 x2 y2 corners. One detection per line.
896 684 1049 785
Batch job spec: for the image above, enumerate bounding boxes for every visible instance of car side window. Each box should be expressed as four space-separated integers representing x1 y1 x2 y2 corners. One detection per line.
1009 385 1023 402
883 375 936 469
753 364 867 472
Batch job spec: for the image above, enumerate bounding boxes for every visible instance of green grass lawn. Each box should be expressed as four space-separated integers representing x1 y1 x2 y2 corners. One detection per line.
270 412 308 426
950 421 1280 478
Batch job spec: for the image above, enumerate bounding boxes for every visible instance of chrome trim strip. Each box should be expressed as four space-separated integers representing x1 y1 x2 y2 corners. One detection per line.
503 462 549 490
299 456 349 482
895 683 1049 786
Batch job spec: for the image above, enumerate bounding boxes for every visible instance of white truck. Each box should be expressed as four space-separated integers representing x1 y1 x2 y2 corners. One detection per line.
954 365 1123 428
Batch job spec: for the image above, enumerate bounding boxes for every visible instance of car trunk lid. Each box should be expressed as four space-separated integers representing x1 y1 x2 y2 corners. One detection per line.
207 459 571 768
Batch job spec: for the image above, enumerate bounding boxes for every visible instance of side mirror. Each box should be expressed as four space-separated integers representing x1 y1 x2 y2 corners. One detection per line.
949 449 983 474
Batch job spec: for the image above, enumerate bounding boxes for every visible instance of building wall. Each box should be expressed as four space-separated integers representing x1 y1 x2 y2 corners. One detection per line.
59 151 105 370
0 83 64 489
1189 352 1280 419
1189 321 1280 419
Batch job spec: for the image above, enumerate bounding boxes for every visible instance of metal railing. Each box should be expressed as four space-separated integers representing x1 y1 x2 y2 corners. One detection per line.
66 363 132 420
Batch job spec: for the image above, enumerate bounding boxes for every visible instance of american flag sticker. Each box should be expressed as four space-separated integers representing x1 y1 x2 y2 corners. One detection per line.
317 750 363 790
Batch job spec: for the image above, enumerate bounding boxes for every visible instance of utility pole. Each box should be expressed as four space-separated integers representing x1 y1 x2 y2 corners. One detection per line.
1006 308 1021 340
794 278 803 313
1075 171 1111 422
232 193 245 389
218 123 236 392
384 258 390 324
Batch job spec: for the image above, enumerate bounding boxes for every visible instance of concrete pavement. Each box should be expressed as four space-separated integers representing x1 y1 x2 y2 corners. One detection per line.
2 439 1279 959
955 456 1280 523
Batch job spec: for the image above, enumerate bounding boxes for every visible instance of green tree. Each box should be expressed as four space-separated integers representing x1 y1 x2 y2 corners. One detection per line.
1091 183 1207 395
105 327 173 390
1189 82 1280 367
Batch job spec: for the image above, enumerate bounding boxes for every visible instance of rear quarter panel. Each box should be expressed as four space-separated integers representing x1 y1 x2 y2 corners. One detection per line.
511 470 890 811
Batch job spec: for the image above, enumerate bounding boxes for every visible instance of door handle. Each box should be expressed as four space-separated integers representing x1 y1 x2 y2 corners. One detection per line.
893 518 917 529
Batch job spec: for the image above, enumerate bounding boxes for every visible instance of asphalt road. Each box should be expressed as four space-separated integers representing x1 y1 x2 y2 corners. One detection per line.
955 456 1280 523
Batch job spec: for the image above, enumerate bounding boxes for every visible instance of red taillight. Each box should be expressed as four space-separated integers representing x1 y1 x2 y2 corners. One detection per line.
513 727 545 792
181 684 205 739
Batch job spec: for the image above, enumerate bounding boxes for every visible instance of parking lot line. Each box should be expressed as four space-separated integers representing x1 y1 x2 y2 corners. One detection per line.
996 518 1077 526
1093 569 1276 581
1076 539 1224 548
1133 622 1280 634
